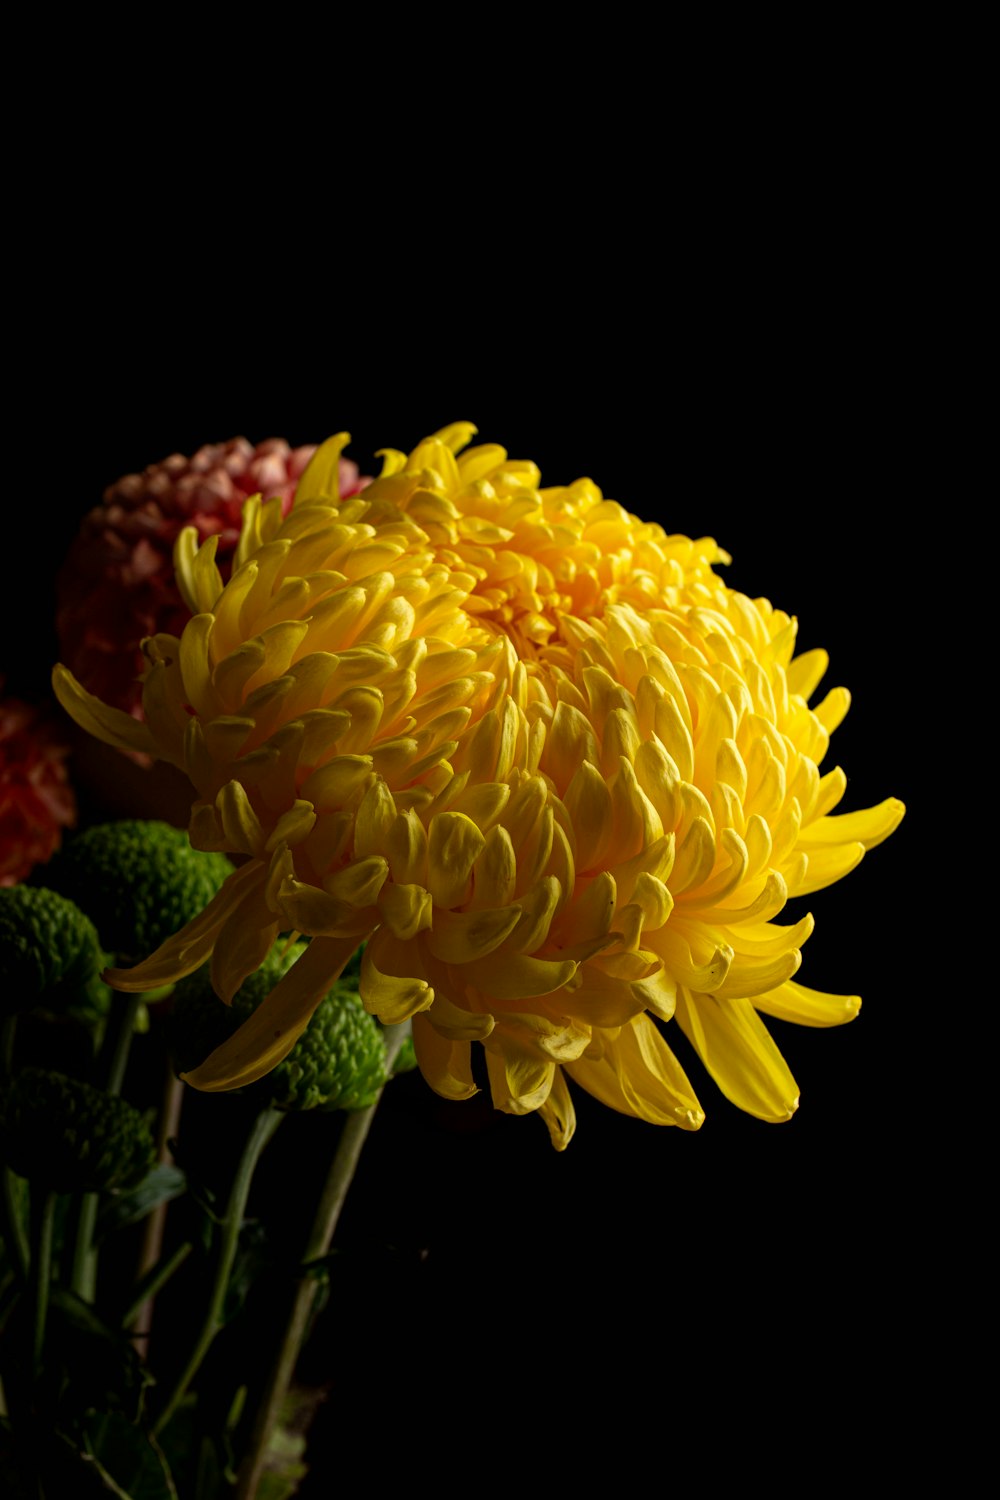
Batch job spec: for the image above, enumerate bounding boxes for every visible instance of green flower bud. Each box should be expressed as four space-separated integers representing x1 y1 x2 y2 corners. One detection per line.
42 820 233 962
0 886 105 1019
172 942 387 1112
0 1069 155 1194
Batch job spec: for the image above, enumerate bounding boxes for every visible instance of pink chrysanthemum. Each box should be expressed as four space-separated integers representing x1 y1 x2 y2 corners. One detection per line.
57 438 369 721
0 684 77 885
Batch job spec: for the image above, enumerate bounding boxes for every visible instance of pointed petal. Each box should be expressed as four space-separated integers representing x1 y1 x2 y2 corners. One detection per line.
182 934 359 1091
52 665 155 756
537 1067 577 1151
105 861 260 992
412 1012 478 1101
360 929 434 1024
798 797 905 851
566 1013 703 1129
754 979 861 1028
295 432 352 506
485 1037 554 1115
674 987 799 1122
788 843 865 897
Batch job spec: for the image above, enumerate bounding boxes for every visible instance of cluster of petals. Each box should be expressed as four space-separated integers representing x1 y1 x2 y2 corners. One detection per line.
1 683 77 886
53 426 903 1147
359 422 729 656
57 437 368 720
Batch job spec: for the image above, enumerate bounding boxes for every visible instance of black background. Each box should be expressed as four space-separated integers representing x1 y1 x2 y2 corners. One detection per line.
7 243 926 1454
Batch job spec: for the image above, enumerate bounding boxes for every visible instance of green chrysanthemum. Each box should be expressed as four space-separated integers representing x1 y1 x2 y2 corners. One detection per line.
42 820 233 962
0 1068 155 1194
0 885 106 1020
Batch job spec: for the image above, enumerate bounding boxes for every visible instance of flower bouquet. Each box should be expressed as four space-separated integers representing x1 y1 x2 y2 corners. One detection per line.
0 422 904 1496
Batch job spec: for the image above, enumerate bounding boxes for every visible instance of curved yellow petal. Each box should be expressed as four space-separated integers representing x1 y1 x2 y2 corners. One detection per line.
753 979 861 1028
412 1012 478 1101
673 987 799 1122
105 860 258 993
360 930 434 1024
425 903 523 965
485 1037 554 1115
566 1014 703 1129
798 797 905 851
52 665 155 756
294 432 352 506
537 1067 577 1151
462 952 577 1002
210 876 281 1005
182 934 359 1092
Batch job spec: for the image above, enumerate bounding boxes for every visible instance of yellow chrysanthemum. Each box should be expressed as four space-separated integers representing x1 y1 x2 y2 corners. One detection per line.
359 422 730 654
52 424 904 1151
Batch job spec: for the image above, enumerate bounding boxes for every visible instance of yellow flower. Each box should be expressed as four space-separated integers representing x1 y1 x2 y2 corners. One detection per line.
52 434 515 1064
359 422 730 654
52 424 904 1150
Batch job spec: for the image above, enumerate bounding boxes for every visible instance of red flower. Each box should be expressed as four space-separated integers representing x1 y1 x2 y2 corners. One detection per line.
57 437 369 720
0 686 77 886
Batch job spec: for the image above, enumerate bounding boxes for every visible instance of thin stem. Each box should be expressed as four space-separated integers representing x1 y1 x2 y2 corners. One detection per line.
234 1023 409 1500
0 1018 29 1282
29 1189 56 1382
123 1240 193 1330
104 992 143 1097
153 1107 283 1437
132 1065 186 1348
70 1195 99 1301
71 991 145 1300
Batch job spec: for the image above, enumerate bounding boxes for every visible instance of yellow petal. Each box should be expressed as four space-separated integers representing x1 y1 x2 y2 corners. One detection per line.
360 929 434 1024
182 933 359 1091
462 951 577 1001
427 812 486 909
566 1014 703 1129
179 614 219 721
210 878 281 1005
217 781 265 858
425 903 523 965
788 843 865 897
294 432 352 506
786 648 829 701
537 1067 577 1151
813 686 851 733
52 665 155 757
754 979 861 1028
412 1012 478 1101
105 861 262 992
378 882 433 941
673 988 799 1122
485 1037 554 1115
798 797 905 851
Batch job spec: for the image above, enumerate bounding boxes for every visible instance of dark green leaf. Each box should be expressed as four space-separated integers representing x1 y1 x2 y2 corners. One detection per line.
47 1288 153 1424
96 1166 187 1243
85 1413 178 1500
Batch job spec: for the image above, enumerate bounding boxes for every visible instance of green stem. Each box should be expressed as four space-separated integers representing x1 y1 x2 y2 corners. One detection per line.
132 1064 186 1349
104 992 143 1097
123 1240 193 1330
0 1018 29 1282
234 1023 409 1500
153 1107 283 1436
70 1195 99 1301
29 1189 56 1382
71 992 145 1300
